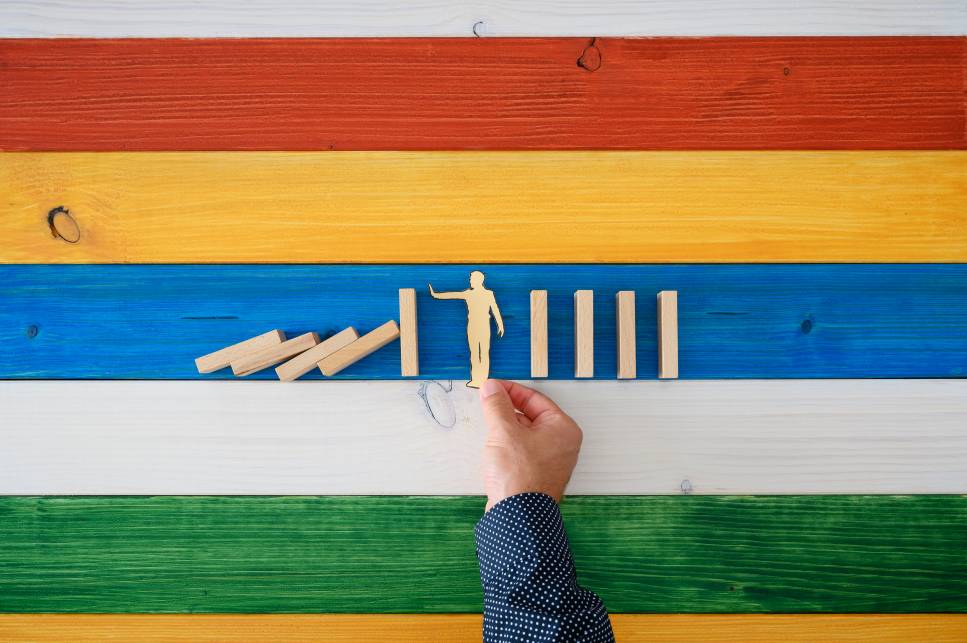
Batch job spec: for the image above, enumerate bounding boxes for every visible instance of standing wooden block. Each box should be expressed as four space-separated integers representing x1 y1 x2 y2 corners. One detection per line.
399 289 419 377
275 327 359 382
231 332 319 377
530 290 548 378
574 290 594 378
195 329 285 374
658 291 679 379
318 320 400 377
616 291 636 379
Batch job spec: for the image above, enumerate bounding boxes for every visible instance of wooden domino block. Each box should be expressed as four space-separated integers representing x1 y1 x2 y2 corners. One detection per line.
616 291 636 379
399 289 419 376
231 332 319 376
574 290 594 378
275 327 359 382
318 320 400 377
658 290 679 379
195 329 285 374
530 290 548 378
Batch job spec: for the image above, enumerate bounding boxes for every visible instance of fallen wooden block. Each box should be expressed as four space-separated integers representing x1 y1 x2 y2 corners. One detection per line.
318 320 400 377
195 329 285 374
574 290 594 378
231 332 319 376
658 290 679 379
616 291 636 379
399 289 419 376
530 290 548 378
275 327 359 382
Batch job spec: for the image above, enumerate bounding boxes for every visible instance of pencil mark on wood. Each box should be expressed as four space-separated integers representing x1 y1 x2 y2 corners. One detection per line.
707 311 748 316
680 479 693 495
472 21 484 37
577 38 601 72
418 380 456 430
46 206 80 243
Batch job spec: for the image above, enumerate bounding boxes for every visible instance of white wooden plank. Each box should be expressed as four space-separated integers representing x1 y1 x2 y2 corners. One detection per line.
2 380 965 495
0 1 963 37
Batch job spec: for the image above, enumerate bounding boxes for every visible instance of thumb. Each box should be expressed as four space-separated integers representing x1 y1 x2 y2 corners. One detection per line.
479 379 518 432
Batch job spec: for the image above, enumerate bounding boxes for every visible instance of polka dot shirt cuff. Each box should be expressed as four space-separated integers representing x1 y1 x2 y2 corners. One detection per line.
474 493 615 642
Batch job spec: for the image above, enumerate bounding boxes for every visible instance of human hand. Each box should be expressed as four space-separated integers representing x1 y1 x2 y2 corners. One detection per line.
479 379 583 512
497 325 505 338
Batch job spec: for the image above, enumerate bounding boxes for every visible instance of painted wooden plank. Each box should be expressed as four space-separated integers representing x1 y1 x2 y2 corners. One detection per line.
2 615 966 643
1 495 965 613
2 265 966 380
0 2 964 37
3 152 966 264
1 38 964 152
2 380 966 495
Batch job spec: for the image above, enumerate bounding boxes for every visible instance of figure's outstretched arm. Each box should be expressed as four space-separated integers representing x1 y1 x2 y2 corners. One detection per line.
428 284 466 300
490 293 505 337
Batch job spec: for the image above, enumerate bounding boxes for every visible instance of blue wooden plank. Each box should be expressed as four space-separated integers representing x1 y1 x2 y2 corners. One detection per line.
1 265 965 380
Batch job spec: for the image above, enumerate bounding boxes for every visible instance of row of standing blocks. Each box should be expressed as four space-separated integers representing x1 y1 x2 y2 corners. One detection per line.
533 290 678 380
194 289 678 380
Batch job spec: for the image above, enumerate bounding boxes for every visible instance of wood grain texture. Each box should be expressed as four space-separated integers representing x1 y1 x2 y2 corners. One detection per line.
4 152 966 263
1 495 965 613
2 614 966 642
3 265 967 380
3 379 966 495
658 291 680 379
318 320 399 376
574 290 594 378
194 329 284 374
276 327 358 382
616 291 636 379
2 2 965 36
530 291 548 378
231 332 318 376
0 38 964 151
399 289 419 377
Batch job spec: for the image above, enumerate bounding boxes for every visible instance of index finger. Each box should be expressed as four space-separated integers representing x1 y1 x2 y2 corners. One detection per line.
499 380 563 422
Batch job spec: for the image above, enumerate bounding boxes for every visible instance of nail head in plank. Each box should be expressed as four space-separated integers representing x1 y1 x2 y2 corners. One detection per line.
195 329 285 373
275 327 358 382
658 291 679 379
616 291 636 379
318 320 400 377
530 290 548 378
574 290 594 378
399 289 419 377
231 332 319 376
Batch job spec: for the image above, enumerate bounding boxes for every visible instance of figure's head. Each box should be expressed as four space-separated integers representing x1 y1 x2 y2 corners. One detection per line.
469 270 485 287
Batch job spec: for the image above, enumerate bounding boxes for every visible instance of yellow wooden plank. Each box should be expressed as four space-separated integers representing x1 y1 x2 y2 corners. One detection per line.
1 152 964 263
1 614 965 642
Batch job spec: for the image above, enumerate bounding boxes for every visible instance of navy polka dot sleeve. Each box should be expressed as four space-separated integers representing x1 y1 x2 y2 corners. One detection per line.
474 492 615 642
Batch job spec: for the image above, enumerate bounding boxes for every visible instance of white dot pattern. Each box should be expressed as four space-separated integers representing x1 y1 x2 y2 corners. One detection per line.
474 493 615 642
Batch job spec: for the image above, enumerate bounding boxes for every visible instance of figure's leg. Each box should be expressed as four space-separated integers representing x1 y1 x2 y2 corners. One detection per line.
466 323 479 387
478 330 492 382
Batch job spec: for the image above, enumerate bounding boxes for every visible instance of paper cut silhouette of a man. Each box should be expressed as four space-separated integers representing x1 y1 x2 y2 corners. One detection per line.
429 271 504 388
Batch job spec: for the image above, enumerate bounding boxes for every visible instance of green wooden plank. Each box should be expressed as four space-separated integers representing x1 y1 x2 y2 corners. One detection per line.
1 496 965 613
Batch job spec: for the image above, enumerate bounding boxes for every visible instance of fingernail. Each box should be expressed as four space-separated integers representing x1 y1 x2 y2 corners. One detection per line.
480 379 501 399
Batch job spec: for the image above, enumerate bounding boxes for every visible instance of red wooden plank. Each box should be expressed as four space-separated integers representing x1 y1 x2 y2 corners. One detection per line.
0 37 963 151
